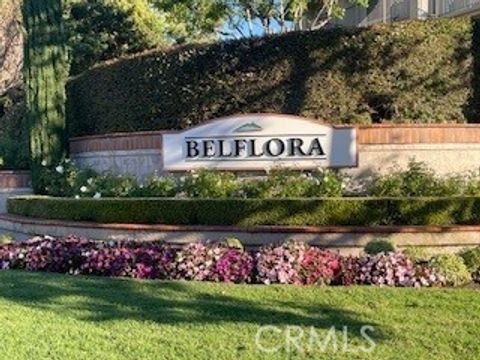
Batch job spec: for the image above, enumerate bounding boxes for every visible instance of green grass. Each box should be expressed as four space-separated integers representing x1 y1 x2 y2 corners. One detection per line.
0 271 478 359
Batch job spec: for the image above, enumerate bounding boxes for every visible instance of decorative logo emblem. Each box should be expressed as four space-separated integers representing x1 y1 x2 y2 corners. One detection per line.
233 122 263 133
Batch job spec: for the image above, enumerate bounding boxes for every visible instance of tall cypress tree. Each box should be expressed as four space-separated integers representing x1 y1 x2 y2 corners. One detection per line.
22 0 68 192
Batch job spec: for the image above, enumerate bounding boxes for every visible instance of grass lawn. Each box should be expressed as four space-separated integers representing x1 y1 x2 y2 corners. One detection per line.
0 271 478 359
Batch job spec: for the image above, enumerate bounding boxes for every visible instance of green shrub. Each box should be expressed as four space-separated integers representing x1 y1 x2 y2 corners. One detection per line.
0 234 14 245
129 175 178 197
364 239 396 255
8 196 480 226
36 160 349 199
38 159 82 197
459 247 480 273
430 254 472 287
66 17 474 137
242 169 343 198
35 158 480 201
181 169 240 198
402 247 432 263
369 160 475 197
464 171 480 195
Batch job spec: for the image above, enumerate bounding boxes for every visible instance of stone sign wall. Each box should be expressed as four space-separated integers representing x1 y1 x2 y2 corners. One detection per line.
70 116 480 181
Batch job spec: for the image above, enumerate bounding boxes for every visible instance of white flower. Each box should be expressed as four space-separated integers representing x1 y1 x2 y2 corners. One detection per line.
41 160 47 167
65 159 71 164
55 165 64 174
93 192 101 199
87 178 94 185
74 195 80 199
80 186 88 193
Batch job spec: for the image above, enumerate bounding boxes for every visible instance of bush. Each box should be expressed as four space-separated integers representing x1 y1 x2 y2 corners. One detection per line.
459 247 480 272
430 254 472 286
36 160 348 199
67 17 473 137
242 169 343 198
402 246 432 263
130 175 178 197
37 159 480 199
459 247 480 282
38 159 85 196
364 239 396 255
8 196 480 226
181 170 240 198
369 160 476 197
83 173 137 197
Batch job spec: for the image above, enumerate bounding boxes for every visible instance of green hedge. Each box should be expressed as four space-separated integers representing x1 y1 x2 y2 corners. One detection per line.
8 196 480 226
67 17 476 137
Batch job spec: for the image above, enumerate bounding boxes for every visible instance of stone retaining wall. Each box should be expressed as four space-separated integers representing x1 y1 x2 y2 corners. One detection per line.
1 213 479 255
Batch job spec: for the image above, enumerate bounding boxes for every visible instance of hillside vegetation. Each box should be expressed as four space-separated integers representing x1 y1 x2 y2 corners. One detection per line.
67 17 477 137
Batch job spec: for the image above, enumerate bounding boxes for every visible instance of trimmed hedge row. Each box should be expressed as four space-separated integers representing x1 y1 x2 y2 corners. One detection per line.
8 196 480 226
66 17 476 137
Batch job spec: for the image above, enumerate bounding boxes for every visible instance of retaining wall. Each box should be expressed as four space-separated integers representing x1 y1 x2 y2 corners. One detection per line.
0 171 32 213
1 213 479 254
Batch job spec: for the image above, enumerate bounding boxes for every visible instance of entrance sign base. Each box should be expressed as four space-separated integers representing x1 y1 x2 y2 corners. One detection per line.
70 118 480 180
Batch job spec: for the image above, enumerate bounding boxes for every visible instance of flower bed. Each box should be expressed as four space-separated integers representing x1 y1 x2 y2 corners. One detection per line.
2 236 472 287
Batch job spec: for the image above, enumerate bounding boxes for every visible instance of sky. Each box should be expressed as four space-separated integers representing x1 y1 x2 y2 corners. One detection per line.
221 16 287 39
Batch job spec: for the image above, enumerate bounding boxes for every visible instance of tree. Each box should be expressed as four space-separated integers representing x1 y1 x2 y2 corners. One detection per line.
22 0 69 191
67 0 169 74
0 0 23 98
67 0 230 74
149 0 229 43
225 0 369 38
